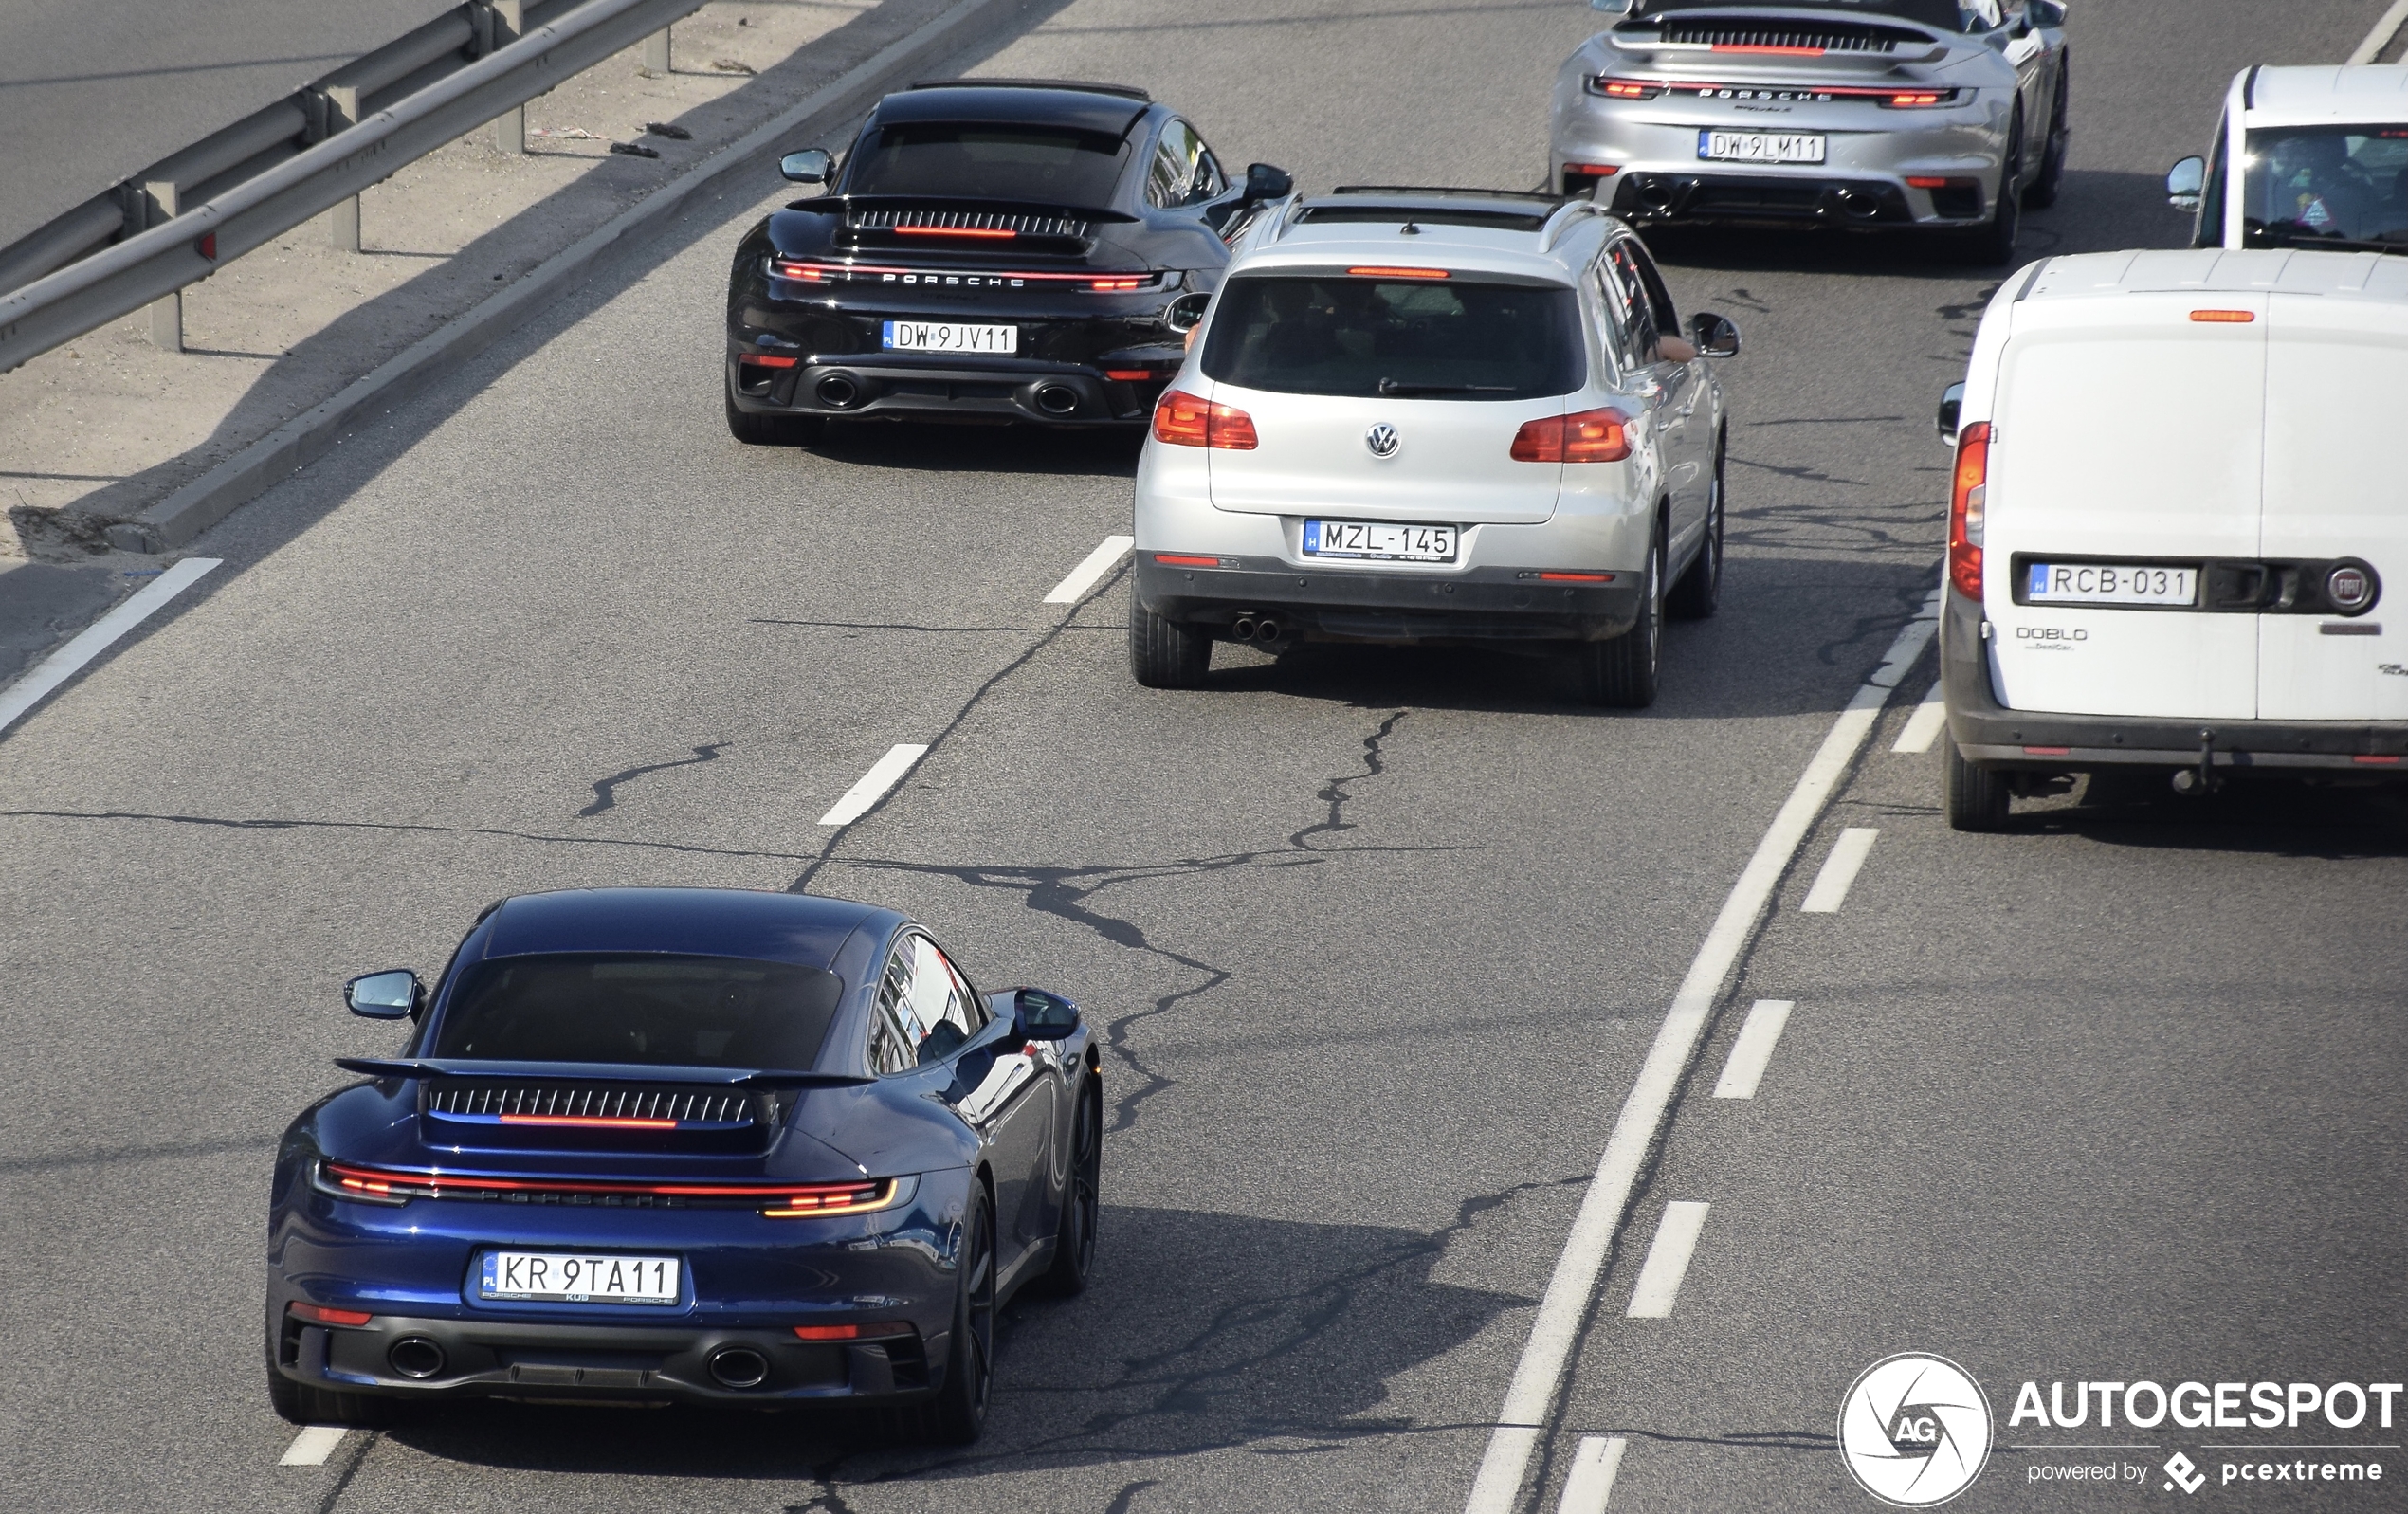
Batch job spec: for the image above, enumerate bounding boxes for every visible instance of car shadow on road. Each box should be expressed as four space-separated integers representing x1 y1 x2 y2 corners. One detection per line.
2011 774 2408 859
370 1200 1524 1487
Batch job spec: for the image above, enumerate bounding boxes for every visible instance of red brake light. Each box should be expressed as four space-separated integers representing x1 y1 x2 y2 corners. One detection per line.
2191 309 2255 323
1538 571 1615 582
1510 408 1632 464
2353 754 2401 766
1595 79 1662 100
739 354 799 369
1088 277 1144 292
1345 266 1450 279
1152 389 1257 449
794 1322 915 1341
1887 91 1945 106
318 1160 899 1216
1948 422 1990 600
289 1302 374 1327
1564 162 1620 177
893 225 1014 239
1154 553 1222 567
1104 368 1158 380
1906 176 1950 189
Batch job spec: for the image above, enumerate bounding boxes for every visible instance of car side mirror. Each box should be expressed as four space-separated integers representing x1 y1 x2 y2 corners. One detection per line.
1242 162 1293 203
1937 381 1965 448
1687 311 1741 358
1164 292 1211 333
1012 988 1082 1041
346 970 423 1020
779 148 833 186
2027 0 2066 25
2165 155 2205 210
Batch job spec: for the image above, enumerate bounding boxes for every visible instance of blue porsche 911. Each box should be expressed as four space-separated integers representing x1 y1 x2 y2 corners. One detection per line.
265 887 1100 1443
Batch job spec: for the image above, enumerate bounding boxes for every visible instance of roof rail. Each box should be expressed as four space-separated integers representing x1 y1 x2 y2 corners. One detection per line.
1538 197 1613 252
907 78 1152 101
1330 184 1566 202
1259 193 1311 246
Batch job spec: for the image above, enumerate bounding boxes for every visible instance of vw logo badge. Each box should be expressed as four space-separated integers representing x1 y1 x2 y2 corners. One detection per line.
1365 423 1400 459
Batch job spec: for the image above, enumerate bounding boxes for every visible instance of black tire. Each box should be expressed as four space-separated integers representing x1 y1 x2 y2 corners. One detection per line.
1128 583 1211 688
2024 62 2070 209
1039 1076 1101 1297
266 1363 400 1428
921 1187 995 1446
725 391 826 447
1944 736 2013 831
1578 520 1663 708
1961 111 2024 266
1665 440 1724 621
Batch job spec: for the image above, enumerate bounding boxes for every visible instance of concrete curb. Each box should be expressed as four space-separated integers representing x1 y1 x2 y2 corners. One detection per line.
103 0 1010 554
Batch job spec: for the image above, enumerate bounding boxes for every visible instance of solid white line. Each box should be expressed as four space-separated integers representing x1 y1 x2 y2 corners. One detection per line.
815 743 929 827
1042 535 1134 605
1799 828 1879 913
2348 0 2408 64
1891 680 1947 754
280 1425 348 1467
0 557 220 738
1624 1202 1710 1319
1711 999 1795 1100
1460 588 1937 1514
1556 1436 1629 1513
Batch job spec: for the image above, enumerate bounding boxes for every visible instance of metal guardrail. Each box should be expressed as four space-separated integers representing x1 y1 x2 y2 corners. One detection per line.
0 0 702 374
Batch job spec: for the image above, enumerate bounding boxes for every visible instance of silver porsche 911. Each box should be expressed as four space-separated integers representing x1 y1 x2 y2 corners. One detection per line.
1549 0 2071 264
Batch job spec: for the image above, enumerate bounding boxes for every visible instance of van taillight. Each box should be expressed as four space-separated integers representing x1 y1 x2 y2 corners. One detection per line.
1948 422 1989 600
1152 389 1258 449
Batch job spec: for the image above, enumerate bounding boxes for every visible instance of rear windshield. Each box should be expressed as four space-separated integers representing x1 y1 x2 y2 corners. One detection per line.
1200 275 1583 400
2241 125 2408 251
845 123 1127 205
431 954 842 1069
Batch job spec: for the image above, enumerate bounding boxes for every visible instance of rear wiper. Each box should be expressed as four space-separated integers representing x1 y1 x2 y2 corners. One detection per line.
1377 378 1515 395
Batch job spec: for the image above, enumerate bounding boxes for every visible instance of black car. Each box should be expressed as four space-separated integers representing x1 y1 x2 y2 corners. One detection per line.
265 888 1101 1443
724 79 1292 440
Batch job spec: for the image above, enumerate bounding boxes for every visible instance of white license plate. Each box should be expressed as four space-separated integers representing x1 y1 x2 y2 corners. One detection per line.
2025 562 2198 607
1304 520 1458 562
480 1250 681 1304
881 320 1016 354
1698 130 1827 164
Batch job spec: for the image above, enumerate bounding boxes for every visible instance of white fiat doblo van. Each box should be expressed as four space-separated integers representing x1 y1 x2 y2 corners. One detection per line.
1936 248 2408 830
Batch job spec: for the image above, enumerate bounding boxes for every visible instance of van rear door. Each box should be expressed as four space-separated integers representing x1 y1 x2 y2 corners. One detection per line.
1983 292 2265 719
2257 292 2408 721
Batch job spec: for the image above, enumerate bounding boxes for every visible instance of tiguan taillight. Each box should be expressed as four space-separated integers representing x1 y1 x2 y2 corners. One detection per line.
1152 390 1258 449
1510 408 1633 464
1948 422 1990 600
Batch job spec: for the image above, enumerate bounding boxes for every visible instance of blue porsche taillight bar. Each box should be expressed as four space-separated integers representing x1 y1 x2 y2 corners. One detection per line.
315 1160 902 1217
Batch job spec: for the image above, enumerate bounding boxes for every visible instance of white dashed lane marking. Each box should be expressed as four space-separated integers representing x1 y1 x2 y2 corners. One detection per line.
1892 680 1947 754
1624 1202 1710 1319
280 1426 348 1466
815 743 930 827
1800 828 1879 913
1042 535 1134 604
1712 999 1795 1100
1556 1435 1629 1512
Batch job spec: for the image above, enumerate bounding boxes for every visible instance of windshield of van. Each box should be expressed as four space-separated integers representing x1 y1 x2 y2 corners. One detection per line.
1200 276 1582 400
2242 125 2408 252
844 123 1127 206
431 954 842 1068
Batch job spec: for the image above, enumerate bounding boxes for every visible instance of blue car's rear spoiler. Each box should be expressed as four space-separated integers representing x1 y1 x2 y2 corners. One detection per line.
334 1057 873 1087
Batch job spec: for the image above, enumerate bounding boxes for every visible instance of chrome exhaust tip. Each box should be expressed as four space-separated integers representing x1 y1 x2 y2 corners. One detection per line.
815 374 859 409
1034 383 1081 416
708 1347 771 1390
389 1337 446 1379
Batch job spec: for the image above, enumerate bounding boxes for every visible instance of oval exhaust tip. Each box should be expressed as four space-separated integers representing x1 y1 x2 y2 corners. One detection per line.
389 1337 446 1379
709 1347 772 1390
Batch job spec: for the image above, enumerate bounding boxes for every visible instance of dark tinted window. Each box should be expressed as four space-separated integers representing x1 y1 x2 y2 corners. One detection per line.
1201 276 1582 400
846 123 1127 204
433 954 842 1068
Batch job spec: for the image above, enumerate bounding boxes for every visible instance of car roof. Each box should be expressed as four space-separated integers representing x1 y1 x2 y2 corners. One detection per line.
870 82 1154 138
478 887 891 969
2237 64 2408 127
2017 249 2408 303
1234 194 1612 283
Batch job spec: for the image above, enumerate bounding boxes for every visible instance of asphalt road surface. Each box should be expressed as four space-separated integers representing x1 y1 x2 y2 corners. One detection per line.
3 1 2403 1511
0 0 456 254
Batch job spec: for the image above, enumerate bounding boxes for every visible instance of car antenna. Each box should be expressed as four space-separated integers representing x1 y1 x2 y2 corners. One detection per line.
1399 221 1420 235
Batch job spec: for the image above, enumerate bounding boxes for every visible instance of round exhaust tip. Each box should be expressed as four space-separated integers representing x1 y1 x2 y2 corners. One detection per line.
389 1337 446 1379
1254 618 1280 644
1635 185 1673 213
815 374 859 409
1034 383 1081 417
708 1347 771 1390
1834 188 1879 219
1231 615 1257 641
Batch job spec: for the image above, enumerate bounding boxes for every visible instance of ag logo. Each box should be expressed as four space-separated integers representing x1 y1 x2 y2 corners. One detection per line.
1365 423 1400 459
1838 1354 1993 1507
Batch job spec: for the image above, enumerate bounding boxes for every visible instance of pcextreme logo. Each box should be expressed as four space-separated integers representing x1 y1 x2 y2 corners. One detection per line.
1839 1354 1995 1506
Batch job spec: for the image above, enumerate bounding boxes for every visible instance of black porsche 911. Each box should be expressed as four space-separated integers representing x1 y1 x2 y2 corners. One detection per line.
724 79 1292 440
265 888 1100 1443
